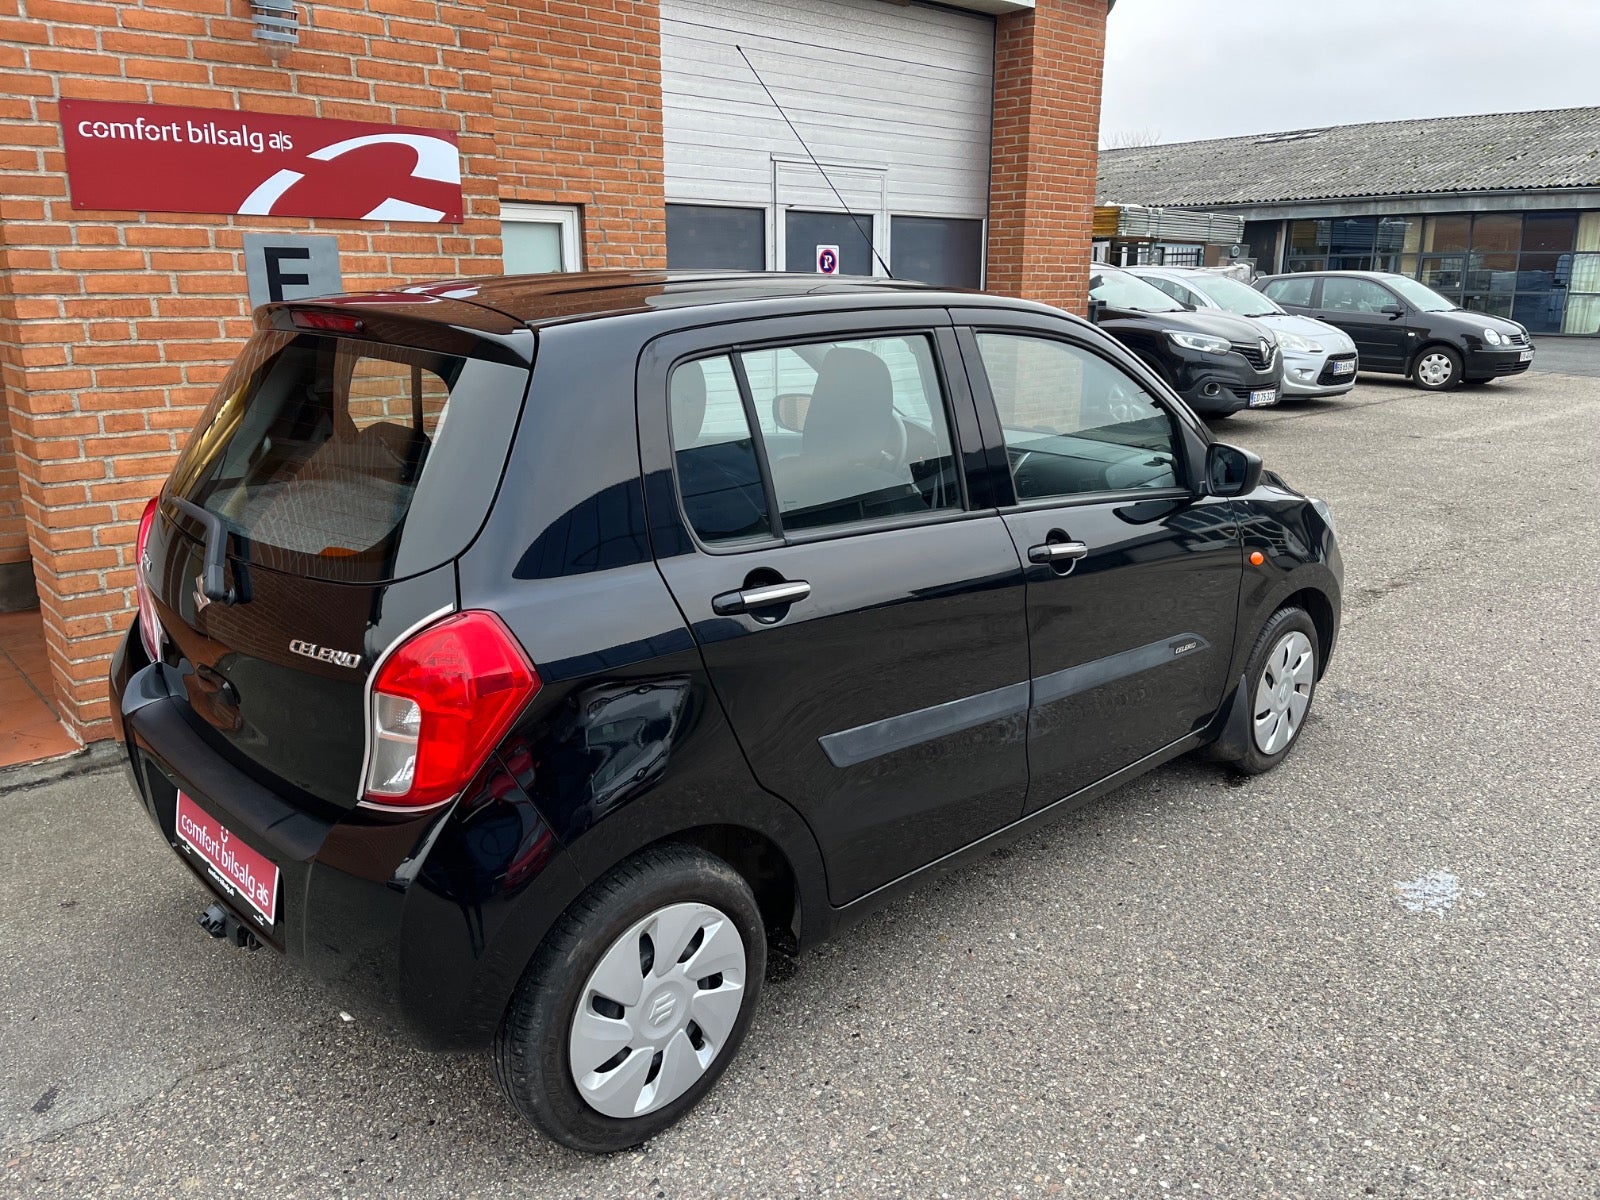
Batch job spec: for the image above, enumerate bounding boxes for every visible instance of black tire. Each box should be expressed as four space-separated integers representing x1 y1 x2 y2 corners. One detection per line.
1412 345 1462 391
493 843 767 1153
1232 606 1320 775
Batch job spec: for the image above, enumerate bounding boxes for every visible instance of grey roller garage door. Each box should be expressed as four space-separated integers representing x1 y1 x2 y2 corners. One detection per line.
661 0 994 285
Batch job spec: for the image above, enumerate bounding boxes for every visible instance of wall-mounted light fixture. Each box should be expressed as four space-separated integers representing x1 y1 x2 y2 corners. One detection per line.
251 0 299 45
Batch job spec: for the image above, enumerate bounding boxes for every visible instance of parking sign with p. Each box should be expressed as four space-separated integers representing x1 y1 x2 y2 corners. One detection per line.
815 244 840 275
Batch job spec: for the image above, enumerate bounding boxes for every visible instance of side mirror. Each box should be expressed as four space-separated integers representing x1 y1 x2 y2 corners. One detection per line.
1206 442 1263 498
1087 297 1106 325
1380 304 1406 318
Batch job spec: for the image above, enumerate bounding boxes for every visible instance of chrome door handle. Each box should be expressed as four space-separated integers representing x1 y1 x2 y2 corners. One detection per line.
1027 541 1088 565
711 580 811 616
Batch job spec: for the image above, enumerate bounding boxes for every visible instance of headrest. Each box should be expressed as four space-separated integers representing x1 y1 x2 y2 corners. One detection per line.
670 360 708 447
802 347 897 461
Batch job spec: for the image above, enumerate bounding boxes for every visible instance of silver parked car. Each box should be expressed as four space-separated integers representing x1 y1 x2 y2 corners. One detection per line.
1127 266 1358 399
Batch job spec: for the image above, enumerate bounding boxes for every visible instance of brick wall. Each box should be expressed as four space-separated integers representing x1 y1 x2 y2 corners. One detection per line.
987 0 1108 315
0 0 516 737
484 0 666 270
0 395 22 565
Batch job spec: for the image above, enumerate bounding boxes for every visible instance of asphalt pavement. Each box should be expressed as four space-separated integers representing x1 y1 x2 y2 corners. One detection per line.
4 358 1599 1199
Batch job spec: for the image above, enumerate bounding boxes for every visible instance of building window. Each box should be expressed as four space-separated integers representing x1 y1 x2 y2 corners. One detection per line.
890 216 984 288
502 204 582 274
783 211 876 276
1288 209 1600 334
667 205 765 271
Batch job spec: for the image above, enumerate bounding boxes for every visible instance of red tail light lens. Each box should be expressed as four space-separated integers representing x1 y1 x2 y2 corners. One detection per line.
135 496 162 660
363 611 540 808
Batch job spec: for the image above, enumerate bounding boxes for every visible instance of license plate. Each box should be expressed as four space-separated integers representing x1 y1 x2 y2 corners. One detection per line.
1519 349 1533 361
175 791 279 925
1249 389 1277 407
1330 359 1355 375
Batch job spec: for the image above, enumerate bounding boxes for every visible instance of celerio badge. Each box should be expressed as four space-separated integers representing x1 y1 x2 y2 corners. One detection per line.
289 640 362 669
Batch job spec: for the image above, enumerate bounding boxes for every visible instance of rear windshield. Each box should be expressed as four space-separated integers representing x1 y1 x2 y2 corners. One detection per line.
167 331 528 583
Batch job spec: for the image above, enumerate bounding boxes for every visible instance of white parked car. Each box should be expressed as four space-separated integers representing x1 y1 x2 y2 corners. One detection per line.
1127 266 1359 399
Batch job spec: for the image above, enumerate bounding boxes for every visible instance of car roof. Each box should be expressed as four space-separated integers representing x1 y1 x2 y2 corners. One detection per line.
1262 270 1401 279
337 270 1062 330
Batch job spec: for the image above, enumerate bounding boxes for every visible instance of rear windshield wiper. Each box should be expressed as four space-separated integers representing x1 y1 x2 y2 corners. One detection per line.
169 496 251 605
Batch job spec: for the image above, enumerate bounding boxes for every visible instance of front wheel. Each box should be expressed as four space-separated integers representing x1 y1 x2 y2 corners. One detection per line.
1413 346 1462 391
493 844 767 1152
1233 606 1320 775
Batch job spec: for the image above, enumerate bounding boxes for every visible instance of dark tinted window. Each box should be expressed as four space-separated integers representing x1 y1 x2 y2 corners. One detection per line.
977 333 1181 499
890 216 983 288
168 332 526 583
784 211 875 275
666 205 765 271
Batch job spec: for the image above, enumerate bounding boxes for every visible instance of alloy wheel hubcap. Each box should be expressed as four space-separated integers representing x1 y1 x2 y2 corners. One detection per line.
568 902 746 1119
1252 630 1315 755
1418 353 1453 386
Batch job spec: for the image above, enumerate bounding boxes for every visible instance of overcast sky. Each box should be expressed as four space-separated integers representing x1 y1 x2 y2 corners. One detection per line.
1099 0 1600 147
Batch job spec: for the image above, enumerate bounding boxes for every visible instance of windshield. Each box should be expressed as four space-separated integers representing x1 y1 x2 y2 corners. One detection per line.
1089 270 1185 313
167 331 528 583
1384 275 1458 312
1191 274 1282 318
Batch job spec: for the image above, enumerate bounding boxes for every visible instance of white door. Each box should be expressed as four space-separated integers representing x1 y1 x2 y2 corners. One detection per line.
661 0 993 284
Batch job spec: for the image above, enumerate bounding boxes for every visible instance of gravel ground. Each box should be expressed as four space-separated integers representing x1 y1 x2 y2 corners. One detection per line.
3 363 1598 1200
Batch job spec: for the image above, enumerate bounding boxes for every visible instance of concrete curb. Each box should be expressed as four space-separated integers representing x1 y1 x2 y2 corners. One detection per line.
0 740 123 795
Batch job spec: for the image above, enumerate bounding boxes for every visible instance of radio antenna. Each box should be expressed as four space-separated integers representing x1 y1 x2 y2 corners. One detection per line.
737 45 894 278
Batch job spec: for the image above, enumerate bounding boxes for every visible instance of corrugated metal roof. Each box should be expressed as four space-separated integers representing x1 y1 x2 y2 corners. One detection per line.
1096 107 1600 208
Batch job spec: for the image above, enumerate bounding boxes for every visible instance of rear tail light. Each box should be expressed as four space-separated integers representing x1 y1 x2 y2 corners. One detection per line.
362 610 540 809
135 496 162 660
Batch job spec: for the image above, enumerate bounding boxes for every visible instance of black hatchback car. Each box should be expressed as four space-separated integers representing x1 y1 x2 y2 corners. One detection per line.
1255 270 1534 390
111 272 1341 1152
1089 265 1283 416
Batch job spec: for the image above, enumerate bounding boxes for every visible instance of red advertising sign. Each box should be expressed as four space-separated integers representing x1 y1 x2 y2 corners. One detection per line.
174 791 281 925
60 99 463 223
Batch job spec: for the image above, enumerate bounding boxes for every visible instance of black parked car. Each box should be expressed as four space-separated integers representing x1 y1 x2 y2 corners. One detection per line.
1255 270 1534 391
112 272 1341 1152
1089 265 1283 416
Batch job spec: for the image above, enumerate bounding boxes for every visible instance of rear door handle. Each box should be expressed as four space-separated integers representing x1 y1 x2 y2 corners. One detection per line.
1027 541 1088 565
711 580 811 616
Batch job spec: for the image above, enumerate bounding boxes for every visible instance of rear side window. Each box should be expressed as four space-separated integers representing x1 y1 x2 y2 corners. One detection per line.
667 333 962 543
976 333 1182 499
1263 276 1315 307
168 331 527 582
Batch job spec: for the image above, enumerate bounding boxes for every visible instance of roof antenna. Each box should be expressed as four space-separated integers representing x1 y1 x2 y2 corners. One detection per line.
737 44 894 279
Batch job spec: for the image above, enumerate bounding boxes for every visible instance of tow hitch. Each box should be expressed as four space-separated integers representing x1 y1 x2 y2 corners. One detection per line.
197 903 262 950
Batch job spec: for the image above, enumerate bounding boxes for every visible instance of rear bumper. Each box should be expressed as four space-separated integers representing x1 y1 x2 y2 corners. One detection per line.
108 624 583 1050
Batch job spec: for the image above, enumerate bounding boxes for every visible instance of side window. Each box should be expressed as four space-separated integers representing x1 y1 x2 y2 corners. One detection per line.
669 356 772 545
1321 277 1395 313
1144 277 1189 304
976 333 1182 500
737 334 961 533
1264 276 1315 307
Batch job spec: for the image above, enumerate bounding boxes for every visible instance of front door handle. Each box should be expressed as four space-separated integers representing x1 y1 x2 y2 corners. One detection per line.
1027 541 1088 565
711 579 811 616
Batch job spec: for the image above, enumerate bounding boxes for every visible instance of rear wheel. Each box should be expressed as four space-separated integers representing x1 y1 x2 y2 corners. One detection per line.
1413 346 1462 391
493 844 766 1152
